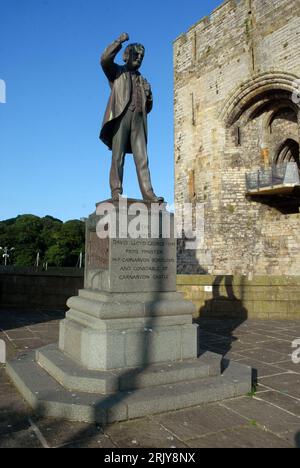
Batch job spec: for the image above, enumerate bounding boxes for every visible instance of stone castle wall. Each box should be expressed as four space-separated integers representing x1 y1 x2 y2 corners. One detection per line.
174 0 300 275
1 268 299 320
0 268 84 310
177 275 300 320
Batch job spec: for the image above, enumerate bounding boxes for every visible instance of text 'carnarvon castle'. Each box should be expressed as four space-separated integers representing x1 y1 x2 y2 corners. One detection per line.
174 0 300 276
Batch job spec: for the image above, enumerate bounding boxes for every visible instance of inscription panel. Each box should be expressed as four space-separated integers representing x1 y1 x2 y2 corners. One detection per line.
109 238 177 293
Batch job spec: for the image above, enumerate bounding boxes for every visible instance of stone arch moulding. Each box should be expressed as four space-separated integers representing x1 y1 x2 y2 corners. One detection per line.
220 72 300 127
275 138 300 167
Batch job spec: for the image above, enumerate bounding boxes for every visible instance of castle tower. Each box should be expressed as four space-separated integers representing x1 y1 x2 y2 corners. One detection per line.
174 0 300 276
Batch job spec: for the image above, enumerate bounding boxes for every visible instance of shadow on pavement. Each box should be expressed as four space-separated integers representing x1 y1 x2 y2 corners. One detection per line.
0 309 65 332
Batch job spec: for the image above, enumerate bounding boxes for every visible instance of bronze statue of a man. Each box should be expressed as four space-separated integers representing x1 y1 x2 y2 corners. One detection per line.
100 33 164 203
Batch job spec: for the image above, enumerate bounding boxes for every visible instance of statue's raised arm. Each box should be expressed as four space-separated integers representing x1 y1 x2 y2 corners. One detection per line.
101 33 129 83
99 34 164 203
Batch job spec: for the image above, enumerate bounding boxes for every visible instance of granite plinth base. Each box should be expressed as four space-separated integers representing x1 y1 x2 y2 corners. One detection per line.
6 347 252 424
59 289 197 370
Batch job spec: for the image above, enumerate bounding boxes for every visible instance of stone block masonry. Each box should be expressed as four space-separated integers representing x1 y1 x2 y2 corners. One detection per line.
177 275 300 320
0 267 84 310
174 0 300 276
1 268 299 320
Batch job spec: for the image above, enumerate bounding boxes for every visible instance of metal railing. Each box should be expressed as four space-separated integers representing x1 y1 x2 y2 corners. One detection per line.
246 162 300 192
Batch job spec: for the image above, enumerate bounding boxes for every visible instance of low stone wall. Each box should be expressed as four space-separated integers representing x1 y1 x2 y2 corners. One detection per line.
0 268 84 310
177 275 300 320
1 269 299 319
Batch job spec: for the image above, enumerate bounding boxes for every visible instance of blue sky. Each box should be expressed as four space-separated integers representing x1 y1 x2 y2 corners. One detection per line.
0 0 221 221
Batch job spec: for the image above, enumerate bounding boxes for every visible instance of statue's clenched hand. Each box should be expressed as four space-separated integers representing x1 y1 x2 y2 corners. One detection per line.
118 33 129 44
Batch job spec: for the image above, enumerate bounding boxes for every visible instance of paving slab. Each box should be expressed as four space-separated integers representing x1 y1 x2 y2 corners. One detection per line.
274 360 300 374
259 373 300 399
187 426 294 448
258 330 300 342
10 337 46 352
237 347 289 364
263 340 295 357
257 391 300 417
0 428 43 448
152 403 248 441
0 388 30 414
106 417 188 448
0 407 31 433
4 329 36 340
238 333 276 345
221 396 300 445
30 417 105 448
61 434 117 448
236 358 291 380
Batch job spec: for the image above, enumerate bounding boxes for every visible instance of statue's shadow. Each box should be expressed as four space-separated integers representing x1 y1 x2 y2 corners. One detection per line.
196 275 248 367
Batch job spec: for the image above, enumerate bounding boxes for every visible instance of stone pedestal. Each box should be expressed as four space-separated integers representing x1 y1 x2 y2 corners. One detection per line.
59 200 197 370
7 200 252 424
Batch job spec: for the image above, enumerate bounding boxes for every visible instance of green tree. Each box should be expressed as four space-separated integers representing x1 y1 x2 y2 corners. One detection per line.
40 216 63 252
13 215 44 266
46 220 85 267
44 244 68 267
0 215 85 267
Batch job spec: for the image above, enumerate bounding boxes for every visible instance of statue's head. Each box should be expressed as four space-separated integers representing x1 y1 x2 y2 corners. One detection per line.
123 43 145 71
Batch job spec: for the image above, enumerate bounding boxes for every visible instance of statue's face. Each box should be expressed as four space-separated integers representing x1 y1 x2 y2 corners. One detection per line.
126 46 144 71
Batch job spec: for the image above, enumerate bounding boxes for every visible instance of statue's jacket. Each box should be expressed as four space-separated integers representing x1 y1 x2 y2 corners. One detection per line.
100 40 153 154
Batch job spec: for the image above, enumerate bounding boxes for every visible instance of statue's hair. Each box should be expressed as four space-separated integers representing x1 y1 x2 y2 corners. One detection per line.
123 43 145 63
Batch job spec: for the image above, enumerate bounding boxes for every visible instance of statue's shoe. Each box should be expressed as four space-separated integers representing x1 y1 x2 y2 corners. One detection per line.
111 192 122 202
143 194 165 203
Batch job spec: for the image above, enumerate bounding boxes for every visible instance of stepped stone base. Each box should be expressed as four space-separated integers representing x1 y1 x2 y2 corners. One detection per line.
6 347 252 424
6 202 252 423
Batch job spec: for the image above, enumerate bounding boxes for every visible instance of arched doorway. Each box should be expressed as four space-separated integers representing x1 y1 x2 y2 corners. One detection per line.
275 138 300 168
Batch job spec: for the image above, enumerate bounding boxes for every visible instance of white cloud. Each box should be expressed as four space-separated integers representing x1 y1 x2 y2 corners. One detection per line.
0 79 6 103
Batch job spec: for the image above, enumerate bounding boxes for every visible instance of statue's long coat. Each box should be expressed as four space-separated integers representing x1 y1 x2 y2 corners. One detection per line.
100 40 153 154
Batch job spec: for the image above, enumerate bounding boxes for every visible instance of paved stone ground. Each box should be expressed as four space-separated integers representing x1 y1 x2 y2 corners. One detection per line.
0 310 300 448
